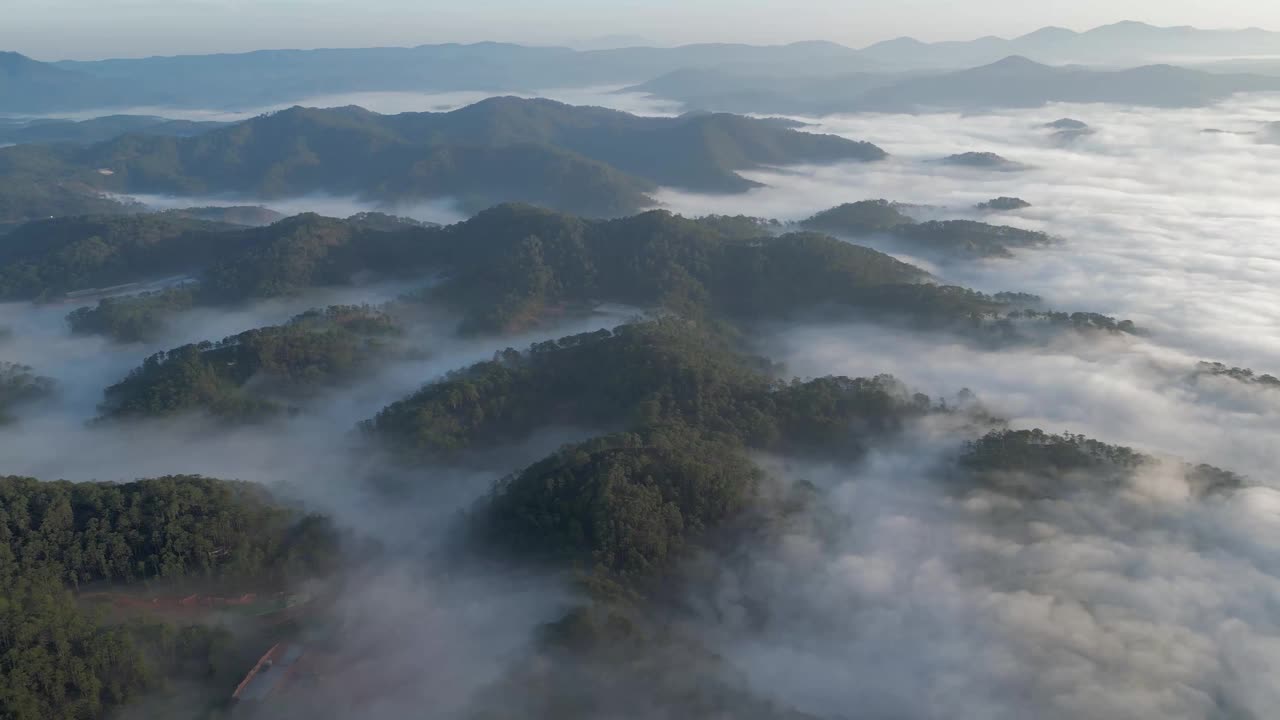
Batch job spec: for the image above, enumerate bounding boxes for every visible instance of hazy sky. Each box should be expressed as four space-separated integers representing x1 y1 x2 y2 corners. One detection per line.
6 0 1280 60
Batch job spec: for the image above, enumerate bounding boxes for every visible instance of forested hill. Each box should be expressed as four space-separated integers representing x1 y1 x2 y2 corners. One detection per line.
98 305 403 421
22 204 999 344
0 214 243 300
0 98 885 221
14 204 1137 345
362 319 932 460
801 199 1055 258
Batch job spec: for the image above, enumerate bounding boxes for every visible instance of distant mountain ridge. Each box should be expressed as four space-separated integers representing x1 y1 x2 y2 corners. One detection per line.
0 51 148 112
860 21 1280 68
628 56 1280 114
0 42 877 113
0 115 229 145
6 22 1280 113
849 56 1280 111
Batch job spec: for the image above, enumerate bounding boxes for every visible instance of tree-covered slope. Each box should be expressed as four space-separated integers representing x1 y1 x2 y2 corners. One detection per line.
99 305 402 421
0 214 239 300
429 204 960 333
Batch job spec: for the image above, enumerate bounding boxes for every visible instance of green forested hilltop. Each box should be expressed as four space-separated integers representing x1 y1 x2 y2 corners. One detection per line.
484 429 764 579
800 199 916 234
959 429 1245 498
801 199 1054 258
363 320 931 458
434 204 944 333
99 305 401 421
0 98 885 221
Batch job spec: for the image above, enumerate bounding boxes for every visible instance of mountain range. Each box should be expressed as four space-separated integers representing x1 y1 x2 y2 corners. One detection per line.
6 22 1280 114
0 97 884 223
626 56 1280 114
860 21 1280 69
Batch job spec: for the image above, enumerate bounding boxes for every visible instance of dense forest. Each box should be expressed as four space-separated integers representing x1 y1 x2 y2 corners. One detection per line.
0 214 239 301
0 474 338 720
0 475 336 587
362 320 933 460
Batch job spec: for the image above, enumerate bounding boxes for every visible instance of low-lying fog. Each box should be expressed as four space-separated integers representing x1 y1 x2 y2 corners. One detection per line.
0 287 639 517
653 93 1280 720
695 432 1280 720
649 94 1280 483
6 85 681 123
661 93 1280 370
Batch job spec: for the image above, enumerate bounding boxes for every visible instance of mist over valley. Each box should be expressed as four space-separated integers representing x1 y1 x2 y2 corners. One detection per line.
2 10 1280 720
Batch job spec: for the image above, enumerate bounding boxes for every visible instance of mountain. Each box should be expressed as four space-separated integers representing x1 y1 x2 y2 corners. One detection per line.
9 25 1279 115
859 21 1280 69
0 98 884 220
0 115 228 146
3 42 875 114
0 214 243 300
801 200 1052 259
853 56 1280 112
0 51 153 112
8 24 1280 114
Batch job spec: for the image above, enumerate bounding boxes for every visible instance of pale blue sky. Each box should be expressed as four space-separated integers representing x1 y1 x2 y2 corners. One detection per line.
7 0 1280 60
